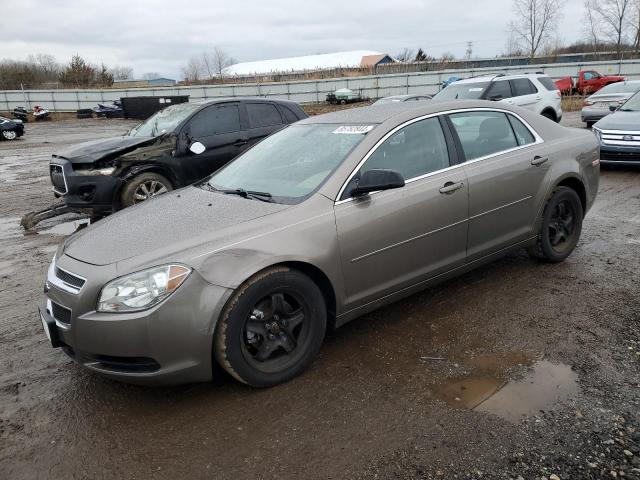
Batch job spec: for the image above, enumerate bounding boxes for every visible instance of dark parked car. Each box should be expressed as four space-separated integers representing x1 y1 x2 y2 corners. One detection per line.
593 90 640 166
49 98 307 214
0 116 24 140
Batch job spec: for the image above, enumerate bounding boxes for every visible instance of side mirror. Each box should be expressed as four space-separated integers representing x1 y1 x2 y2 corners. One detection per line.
609 105 619 112
189 141 206 154
351 169 405 197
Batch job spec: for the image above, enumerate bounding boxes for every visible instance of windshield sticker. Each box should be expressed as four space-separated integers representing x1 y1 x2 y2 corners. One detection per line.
469 87 484 92
332 125 374 135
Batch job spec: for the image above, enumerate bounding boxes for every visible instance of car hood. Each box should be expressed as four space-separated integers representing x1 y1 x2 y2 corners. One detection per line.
62 186 290 266
594 111 640 130
53 135 157 164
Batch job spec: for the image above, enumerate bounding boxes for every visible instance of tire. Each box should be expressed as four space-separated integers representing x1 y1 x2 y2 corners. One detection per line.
120 172 172 208
541 110 556 122
1 130 17 140
585 121 594 129
214 267 327 387
528 186 584 263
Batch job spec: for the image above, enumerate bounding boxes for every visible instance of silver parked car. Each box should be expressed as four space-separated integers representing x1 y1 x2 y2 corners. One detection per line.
39 100 600 387
373 94 432 105
582 80 640 127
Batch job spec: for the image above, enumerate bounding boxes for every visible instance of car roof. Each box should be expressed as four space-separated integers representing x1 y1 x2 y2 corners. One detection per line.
454 73 548 84
194 97 301 107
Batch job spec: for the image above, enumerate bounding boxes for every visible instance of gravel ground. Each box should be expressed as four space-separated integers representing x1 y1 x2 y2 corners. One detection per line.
0 112 639 480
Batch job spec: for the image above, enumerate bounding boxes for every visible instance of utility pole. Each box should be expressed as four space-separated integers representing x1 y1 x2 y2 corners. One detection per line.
465 41 473 60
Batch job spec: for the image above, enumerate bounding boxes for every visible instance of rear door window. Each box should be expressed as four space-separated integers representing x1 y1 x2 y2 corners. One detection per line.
247 103 284 128
507 114 536 146
537 77 558 91
279 105 300 123
486 80 512 100
189 104 241 137
449 111 519 160
510 78 538 96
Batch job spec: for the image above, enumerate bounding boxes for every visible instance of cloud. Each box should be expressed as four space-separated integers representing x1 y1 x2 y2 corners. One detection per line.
1 0 587 80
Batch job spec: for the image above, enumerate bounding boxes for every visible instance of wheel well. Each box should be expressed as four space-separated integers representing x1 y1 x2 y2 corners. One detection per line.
281 261 337 330
541 108 557 121
557 177 586 215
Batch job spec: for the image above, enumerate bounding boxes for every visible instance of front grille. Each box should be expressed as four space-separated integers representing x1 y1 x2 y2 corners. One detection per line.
600 151 640 162
600 130 640 147
51 301 72 324
50 164 67 194
55 267 86 290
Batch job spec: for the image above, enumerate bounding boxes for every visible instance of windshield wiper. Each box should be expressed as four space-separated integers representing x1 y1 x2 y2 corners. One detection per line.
221 188 274 202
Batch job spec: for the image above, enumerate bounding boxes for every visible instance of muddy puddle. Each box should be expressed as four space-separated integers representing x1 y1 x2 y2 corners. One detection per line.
435 354 579 423
0 215 89 239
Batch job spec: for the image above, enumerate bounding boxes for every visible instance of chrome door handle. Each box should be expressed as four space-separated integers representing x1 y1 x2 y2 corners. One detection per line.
531 156 549 166
439 181 464 194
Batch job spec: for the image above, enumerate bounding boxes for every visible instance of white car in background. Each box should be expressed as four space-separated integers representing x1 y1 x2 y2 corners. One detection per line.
433 73 562 122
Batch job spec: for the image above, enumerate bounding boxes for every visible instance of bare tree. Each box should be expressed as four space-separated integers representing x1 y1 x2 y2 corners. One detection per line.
141 72 161 80
396 48 415 62
508 0 563 59
211 47 236 81
590 0 632 55
110 65 134 80
629 0 640 52
182 56 203 82
584 0 603 51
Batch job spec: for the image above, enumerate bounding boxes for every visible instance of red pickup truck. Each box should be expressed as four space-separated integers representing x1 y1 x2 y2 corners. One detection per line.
555 70 625 95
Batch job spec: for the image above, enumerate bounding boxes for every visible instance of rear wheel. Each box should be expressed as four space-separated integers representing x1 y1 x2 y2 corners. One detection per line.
585 121 594 129
541 110 557 122
528 186 583 262
214 267 327 387
120 172 172 208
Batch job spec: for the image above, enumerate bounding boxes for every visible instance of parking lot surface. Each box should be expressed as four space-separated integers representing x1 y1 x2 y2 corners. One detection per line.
1 112 639 479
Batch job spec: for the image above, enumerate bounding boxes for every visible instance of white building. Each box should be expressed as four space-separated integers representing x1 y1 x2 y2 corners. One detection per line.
224 50 393 76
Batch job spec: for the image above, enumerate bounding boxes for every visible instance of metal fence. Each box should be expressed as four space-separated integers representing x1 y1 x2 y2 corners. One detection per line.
2 58 640 112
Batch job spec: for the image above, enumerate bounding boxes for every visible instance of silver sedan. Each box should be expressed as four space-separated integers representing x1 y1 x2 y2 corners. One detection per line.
39 100 600 387
582 80 640 127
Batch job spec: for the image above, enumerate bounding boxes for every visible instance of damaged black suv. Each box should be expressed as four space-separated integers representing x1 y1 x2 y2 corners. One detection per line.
49 98 307 215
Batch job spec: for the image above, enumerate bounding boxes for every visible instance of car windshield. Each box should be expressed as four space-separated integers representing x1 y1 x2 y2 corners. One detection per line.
597 82 640 95
433 82 489 100
128 103 200 137
205 124 371 203
619 91 640 111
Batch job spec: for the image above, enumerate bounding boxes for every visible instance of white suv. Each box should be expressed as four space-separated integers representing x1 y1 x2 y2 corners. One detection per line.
433 73 563 122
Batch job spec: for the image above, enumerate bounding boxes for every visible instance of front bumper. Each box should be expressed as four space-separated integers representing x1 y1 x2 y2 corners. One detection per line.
50 158 122 214
599 144 640 166
41 255 233 386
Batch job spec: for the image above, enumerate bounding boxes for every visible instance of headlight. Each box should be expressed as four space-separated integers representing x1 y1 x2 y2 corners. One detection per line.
74 166 116 176
593 127 602 144
97 264 191 312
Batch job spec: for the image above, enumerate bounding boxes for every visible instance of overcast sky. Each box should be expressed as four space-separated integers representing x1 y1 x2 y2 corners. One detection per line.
2 0 586 80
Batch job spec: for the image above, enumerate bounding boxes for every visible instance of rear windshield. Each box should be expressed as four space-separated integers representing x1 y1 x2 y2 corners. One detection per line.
537 77 558 91
596 82 640 95
433 82 489 100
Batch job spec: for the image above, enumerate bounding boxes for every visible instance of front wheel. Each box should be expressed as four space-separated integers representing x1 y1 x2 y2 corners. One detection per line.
214 267 327 387
120 172 172 208
528 186 584 262
1 130 17 140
